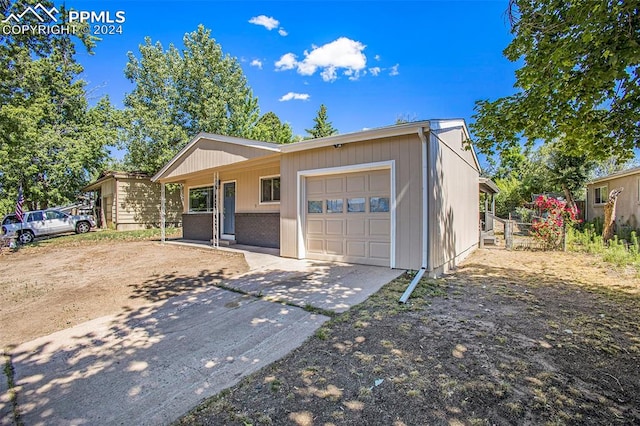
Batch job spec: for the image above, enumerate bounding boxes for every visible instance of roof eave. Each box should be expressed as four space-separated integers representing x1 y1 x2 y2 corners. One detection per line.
280 121 432 153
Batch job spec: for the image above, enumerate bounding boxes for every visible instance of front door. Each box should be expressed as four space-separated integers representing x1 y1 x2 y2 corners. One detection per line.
222 181 236 238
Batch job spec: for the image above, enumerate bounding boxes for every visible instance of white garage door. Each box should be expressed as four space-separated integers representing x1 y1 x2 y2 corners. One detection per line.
305 169 391 267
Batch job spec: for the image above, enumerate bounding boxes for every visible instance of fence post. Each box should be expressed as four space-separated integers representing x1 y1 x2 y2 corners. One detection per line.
505 220 513 250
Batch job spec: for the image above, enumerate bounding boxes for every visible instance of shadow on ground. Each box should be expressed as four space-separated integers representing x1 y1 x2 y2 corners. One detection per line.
175 250 640 425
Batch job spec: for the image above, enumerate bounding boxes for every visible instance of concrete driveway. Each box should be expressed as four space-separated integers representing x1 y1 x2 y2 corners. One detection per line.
2 244 403 426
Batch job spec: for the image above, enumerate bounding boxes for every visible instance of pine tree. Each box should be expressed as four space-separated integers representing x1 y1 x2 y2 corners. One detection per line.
305 104 337 139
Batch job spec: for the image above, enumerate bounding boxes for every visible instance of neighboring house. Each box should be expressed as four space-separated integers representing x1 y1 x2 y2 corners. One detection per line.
585 167 640 230
82 171 183 231
152 120 482 275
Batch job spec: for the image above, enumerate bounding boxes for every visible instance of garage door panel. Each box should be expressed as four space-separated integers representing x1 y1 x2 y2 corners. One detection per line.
307 179 324 195
369 218 390 236
305 169 390 267
306 219 324 234
325 177 344 193
326 240 344 255
326 219 344 235
346 241 366 257
369 242 390 259
346 219 366 236
369 171 390 192
307 239 324 253
346 175 366 192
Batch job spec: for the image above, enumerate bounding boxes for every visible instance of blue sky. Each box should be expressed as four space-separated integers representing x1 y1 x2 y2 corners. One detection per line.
63 0 518 158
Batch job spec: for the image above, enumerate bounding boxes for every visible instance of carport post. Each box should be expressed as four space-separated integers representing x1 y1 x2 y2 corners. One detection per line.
160 182 166 243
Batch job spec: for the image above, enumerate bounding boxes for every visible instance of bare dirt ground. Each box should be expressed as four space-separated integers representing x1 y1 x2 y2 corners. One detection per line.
0 240 248 348
178 248 640 425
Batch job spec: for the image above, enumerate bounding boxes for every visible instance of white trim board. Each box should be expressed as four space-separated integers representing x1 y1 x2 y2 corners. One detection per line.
296 160 396 268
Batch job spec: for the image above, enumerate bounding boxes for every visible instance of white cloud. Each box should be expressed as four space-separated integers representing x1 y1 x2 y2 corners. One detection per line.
272 38 368 82
275 53 297 71
369 67 381 76
389 63 400 76
374 54 381 61
249 15 279 30
278 28 288 36
279 92 310 102
250 59 263 69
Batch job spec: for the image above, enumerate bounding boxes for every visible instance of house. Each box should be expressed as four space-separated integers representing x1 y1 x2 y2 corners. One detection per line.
82 171 183 230
585 166 640 230
152 120 482 275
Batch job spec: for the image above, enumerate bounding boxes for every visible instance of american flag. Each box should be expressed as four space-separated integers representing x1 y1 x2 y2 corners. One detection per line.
15 186 24 222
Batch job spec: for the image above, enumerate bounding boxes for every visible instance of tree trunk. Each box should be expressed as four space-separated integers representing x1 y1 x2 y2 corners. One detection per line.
603 188 623 242
561 183 577 214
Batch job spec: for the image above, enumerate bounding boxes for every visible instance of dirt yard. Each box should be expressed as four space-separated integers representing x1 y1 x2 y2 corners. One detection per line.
0 241 249 348
178 248 640 425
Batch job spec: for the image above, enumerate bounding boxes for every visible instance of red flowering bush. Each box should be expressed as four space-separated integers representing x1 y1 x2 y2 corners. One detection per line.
531 195 581 250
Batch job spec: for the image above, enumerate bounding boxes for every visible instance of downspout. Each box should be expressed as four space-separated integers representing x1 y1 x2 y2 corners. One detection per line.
400 126 430 303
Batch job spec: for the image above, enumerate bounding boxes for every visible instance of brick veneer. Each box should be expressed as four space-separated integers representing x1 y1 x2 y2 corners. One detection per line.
235 213 280 248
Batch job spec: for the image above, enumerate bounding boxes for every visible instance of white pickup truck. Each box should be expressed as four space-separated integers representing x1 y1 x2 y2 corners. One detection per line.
1 209 97 244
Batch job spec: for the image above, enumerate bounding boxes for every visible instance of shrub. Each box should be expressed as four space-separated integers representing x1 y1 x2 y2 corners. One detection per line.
530 195 580 250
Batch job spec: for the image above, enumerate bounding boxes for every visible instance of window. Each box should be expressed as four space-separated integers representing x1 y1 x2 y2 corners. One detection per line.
594 186 607 204
308 200 323 213
189 186 214 212
370 197 390 213
326 199 343 213
27 211 44 222
45 210 66 220
261 176 280 203
347 198 366 213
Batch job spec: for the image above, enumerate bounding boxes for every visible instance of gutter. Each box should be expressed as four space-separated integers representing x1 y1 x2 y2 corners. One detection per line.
400 126 430 303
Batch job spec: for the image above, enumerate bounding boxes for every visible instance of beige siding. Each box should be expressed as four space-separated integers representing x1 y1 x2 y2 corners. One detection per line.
280 134 423 270
182 160 281 214
160 139 278 181
115 178 183 229
428 130 480 274
586 174 640 229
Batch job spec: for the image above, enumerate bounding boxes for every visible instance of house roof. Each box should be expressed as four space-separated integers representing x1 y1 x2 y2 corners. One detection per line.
82 171 151 192
479 177 500 194
152 133 282 182
586 166 640 185
152 119 482 183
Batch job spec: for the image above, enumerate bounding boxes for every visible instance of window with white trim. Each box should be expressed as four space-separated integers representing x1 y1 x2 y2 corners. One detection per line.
594 185 607 205
189 186 214 212
260 176 280 203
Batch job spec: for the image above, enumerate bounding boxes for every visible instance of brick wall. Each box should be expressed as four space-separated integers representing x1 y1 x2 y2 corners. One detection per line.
235 213 280 248
182 213 213 241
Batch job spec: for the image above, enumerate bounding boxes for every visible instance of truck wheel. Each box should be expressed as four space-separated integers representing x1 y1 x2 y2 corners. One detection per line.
18 230 34 244
76 221 91 234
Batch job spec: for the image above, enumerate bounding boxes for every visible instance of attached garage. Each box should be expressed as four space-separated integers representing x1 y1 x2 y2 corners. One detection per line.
303 168 392 267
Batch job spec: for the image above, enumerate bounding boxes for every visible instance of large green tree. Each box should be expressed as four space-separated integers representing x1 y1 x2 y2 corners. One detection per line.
0 1 116 213
306 104 337 139
251 112 293 144
123 25 260 174
472 0 640 161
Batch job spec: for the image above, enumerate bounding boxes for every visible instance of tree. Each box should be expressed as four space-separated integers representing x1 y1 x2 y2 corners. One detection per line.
603 188 623 242
251 112 293 144
0 1 116 212
122 25 260 174
472 0 640 161
306 104 337 139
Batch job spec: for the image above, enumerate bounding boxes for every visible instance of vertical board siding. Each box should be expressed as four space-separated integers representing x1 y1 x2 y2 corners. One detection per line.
116 178 183 228
280 135 423 269
429 129 480 273
162 139 277 180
